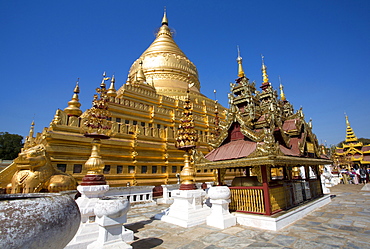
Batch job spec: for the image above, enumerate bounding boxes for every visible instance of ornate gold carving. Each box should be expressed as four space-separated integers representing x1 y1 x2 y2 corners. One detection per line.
251 166 262 183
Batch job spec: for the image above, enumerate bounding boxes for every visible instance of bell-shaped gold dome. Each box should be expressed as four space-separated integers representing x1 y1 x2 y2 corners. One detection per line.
128 12 201 98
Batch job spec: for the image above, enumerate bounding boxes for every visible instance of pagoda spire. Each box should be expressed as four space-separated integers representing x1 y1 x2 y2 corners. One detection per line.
236 46 245 78
107 74 117 98
28 120 35 139
162 7 168 25
261 55 269 83
64 79 82 117
136 61 146 83
345 115 358 143
260 55 272 92
279 76 286 101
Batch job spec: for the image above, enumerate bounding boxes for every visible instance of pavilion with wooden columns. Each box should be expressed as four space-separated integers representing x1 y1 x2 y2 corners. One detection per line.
195 53 332 216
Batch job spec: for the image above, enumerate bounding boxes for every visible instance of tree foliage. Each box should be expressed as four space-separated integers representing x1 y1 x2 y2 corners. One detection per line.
0 132 24 160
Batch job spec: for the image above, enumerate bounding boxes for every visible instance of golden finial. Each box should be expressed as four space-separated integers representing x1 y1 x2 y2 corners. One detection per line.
74 78 80 94
162 7 168 25
107 75 117 98
345 114 350 127
236 45 245 78
64 79 82 117
101 71 110 88
261 54 269 83
279 76 286 101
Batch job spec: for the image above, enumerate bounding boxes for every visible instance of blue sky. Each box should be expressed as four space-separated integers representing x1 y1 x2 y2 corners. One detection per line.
1 0 369 147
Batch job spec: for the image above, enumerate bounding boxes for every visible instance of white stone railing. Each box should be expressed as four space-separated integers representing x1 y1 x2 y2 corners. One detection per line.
105 185 155 205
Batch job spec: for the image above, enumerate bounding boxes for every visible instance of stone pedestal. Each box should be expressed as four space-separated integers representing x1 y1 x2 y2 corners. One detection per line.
76 185 109 223
87 197 132 249
158 189 211 228
206 186 236 229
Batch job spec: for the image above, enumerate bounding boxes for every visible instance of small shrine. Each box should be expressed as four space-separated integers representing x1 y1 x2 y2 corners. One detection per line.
195 52 332 221
334 116 370 170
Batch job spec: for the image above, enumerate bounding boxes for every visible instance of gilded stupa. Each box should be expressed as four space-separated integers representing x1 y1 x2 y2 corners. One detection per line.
127 11 202 99
334 116 370 169
0 12 229 191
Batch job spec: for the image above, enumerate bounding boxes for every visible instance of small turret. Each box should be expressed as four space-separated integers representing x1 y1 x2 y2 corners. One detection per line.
260 55 270 91
107 75 117 99
28 120 35 139
136 61 146 83
64 79 82 117
279 78 286 102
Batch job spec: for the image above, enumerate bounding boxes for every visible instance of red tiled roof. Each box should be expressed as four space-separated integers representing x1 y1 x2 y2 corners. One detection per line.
282 119 297 131
257 114 266 122
363 155 370 161
320 154 330 159
279 144 300 156
336 148 344 153
362 146 370 152
287 137 302 156
205 139 257 161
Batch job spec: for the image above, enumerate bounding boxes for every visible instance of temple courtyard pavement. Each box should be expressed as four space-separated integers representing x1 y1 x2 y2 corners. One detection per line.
67 184 370 249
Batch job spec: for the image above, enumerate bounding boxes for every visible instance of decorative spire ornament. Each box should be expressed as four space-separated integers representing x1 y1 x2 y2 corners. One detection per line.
162 7 168 25
212 90 221 137
260 54 271 91
107 75 117 99
236 46 245 78
64 79 83 117
176 83 198 190
80 73 114 186
279 76 286 102
136 61 146 84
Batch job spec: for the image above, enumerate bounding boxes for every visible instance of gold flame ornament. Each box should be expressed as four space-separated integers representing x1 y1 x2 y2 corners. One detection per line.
175 84 198 190
81 73 114 138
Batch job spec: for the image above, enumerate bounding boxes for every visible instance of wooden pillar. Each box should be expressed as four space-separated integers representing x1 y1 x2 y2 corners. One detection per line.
304 165 310 180
261 165 272 215
217 168 221 186
316 165 324 195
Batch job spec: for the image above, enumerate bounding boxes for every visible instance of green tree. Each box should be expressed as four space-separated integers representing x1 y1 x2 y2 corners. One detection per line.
0 132 24 160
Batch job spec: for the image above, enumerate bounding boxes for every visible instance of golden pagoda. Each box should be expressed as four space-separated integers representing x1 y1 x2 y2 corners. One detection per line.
334 115 370 169
0 11 231 191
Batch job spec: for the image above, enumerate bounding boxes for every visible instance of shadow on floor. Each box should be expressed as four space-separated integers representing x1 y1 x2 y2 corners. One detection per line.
130 237 163 249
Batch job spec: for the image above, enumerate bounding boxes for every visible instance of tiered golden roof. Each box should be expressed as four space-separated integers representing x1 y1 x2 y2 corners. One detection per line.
345 115 358 143
334 115 370 168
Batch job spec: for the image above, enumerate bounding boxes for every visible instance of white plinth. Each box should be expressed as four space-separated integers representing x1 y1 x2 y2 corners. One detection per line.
236 194 331 231
158 189 211 228
76 185 109 223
